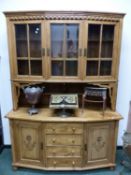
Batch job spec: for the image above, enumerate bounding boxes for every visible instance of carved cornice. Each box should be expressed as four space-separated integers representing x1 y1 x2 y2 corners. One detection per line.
9 15 45 21
4 11 125 22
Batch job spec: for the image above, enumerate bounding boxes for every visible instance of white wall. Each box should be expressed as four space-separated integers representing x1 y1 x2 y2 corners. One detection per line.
0 0 131 145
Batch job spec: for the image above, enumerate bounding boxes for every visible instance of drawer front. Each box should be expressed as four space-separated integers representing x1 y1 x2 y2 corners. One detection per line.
46 146 82 157
45 123 83 134
45 135 82 146
46 158 82 168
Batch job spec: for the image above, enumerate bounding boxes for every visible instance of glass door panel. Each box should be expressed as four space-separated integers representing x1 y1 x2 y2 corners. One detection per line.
87 24 101 58
50 23 80 77
86 23 114 77
30 60 42 75
17 60 29 75
100 61 112 75
29 24 41 58
101 25 114 58
86 61 98 76
15 24 28 57
15 23 42 76
51 24 64 58
66 24 79 58
65 61 77 76
51 61 63 76
29 24 42 76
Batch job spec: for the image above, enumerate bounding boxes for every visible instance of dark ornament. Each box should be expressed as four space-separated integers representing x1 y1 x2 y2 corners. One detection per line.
23 86 45 115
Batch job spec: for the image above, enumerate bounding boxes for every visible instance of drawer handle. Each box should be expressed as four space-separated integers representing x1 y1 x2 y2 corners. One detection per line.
52 128 56 132
53 161 57 166
71 150 74 155
52 138 56 143
72 161 75 166
72 128 76 132
72 140 75 144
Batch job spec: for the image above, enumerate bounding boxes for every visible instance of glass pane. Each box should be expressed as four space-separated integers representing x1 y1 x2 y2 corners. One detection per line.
52 61 63 76
30 60 42 75
100 61 112 75
86 61 98 76
66 24 79 58
15 24 28 57
51 24 64 58
65 61 77 76
29 24 41 58
17 60 29 75
101 25 114 58
87 24 101 58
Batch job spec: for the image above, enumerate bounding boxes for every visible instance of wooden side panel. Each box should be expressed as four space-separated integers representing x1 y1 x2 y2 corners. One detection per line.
86 122 115 166
13 121 43 166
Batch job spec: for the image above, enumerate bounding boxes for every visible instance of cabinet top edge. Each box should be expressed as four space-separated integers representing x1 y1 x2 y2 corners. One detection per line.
3 10 125 18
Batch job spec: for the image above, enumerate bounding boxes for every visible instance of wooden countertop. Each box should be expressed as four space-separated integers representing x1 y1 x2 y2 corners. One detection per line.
6 108 122 122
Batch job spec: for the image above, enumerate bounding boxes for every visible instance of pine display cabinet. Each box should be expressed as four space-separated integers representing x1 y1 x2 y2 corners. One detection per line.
4 11 125 171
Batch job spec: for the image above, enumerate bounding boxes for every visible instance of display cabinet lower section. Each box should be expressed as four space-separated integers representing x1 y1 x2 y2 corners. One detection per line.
8 110 120 171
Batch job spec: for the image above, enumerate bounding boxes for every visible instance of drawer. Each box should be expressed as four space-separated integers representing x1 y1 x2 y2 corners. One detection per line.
45 123 83 134
46 158 82 168
46 146 82 157
45 135 83 146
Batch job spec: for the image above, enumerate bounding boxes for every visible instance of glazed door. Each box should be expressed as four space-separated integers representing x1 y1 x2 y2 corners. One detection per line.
13 121 43 166
85 122 115 166
47 21 83 80
83 22 117 80
13 21 46 79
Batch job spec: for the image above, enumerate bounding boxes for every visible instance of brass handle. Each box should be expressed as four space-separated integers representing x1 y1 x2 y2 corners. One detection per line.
84 48 87 57
53 161 57 166
71 150 74 155
40 142 43 150
72 128 76 132
72 140 75 144
47 48 50 56
79 48 82 57
84 144 87 151
52 138 56 143
52 128 56 132
72 161 75 166
42 48 45 56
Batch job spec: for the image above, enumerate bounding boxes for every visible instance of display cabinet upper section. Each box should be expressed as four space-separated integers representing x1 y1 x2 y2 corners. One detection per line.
4 11 125 83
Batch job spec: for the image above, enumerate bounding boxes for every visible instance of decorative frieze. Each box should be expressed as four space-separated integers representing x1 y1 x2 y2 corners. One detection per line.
4 11 124 22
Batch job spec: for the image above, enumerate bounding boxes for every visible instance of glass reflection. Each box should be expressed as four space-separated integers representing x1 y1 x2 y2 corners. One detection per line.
29 24 41 58
66 61 77 76
52 61 63 76
51 24 64 58
66 24 79 58
87 24 100 58
15 24 28 57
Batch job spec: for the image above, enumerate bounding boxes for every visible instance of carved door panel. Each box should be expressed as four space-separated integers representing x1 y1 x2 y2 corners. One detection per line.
86 122 115 166
14 121 43 165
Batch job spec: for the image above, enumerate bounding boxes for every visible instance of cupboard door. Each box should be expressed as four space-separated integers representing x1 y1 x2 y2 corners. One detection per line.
84 22 116 78
13 121 43 166
47 21 83 78
14 22 44 77
86 122 115 166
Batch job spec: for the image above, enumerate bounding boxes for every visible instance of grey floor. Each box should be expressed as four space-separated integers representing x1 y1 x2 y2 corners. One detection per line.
0 148 130 175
